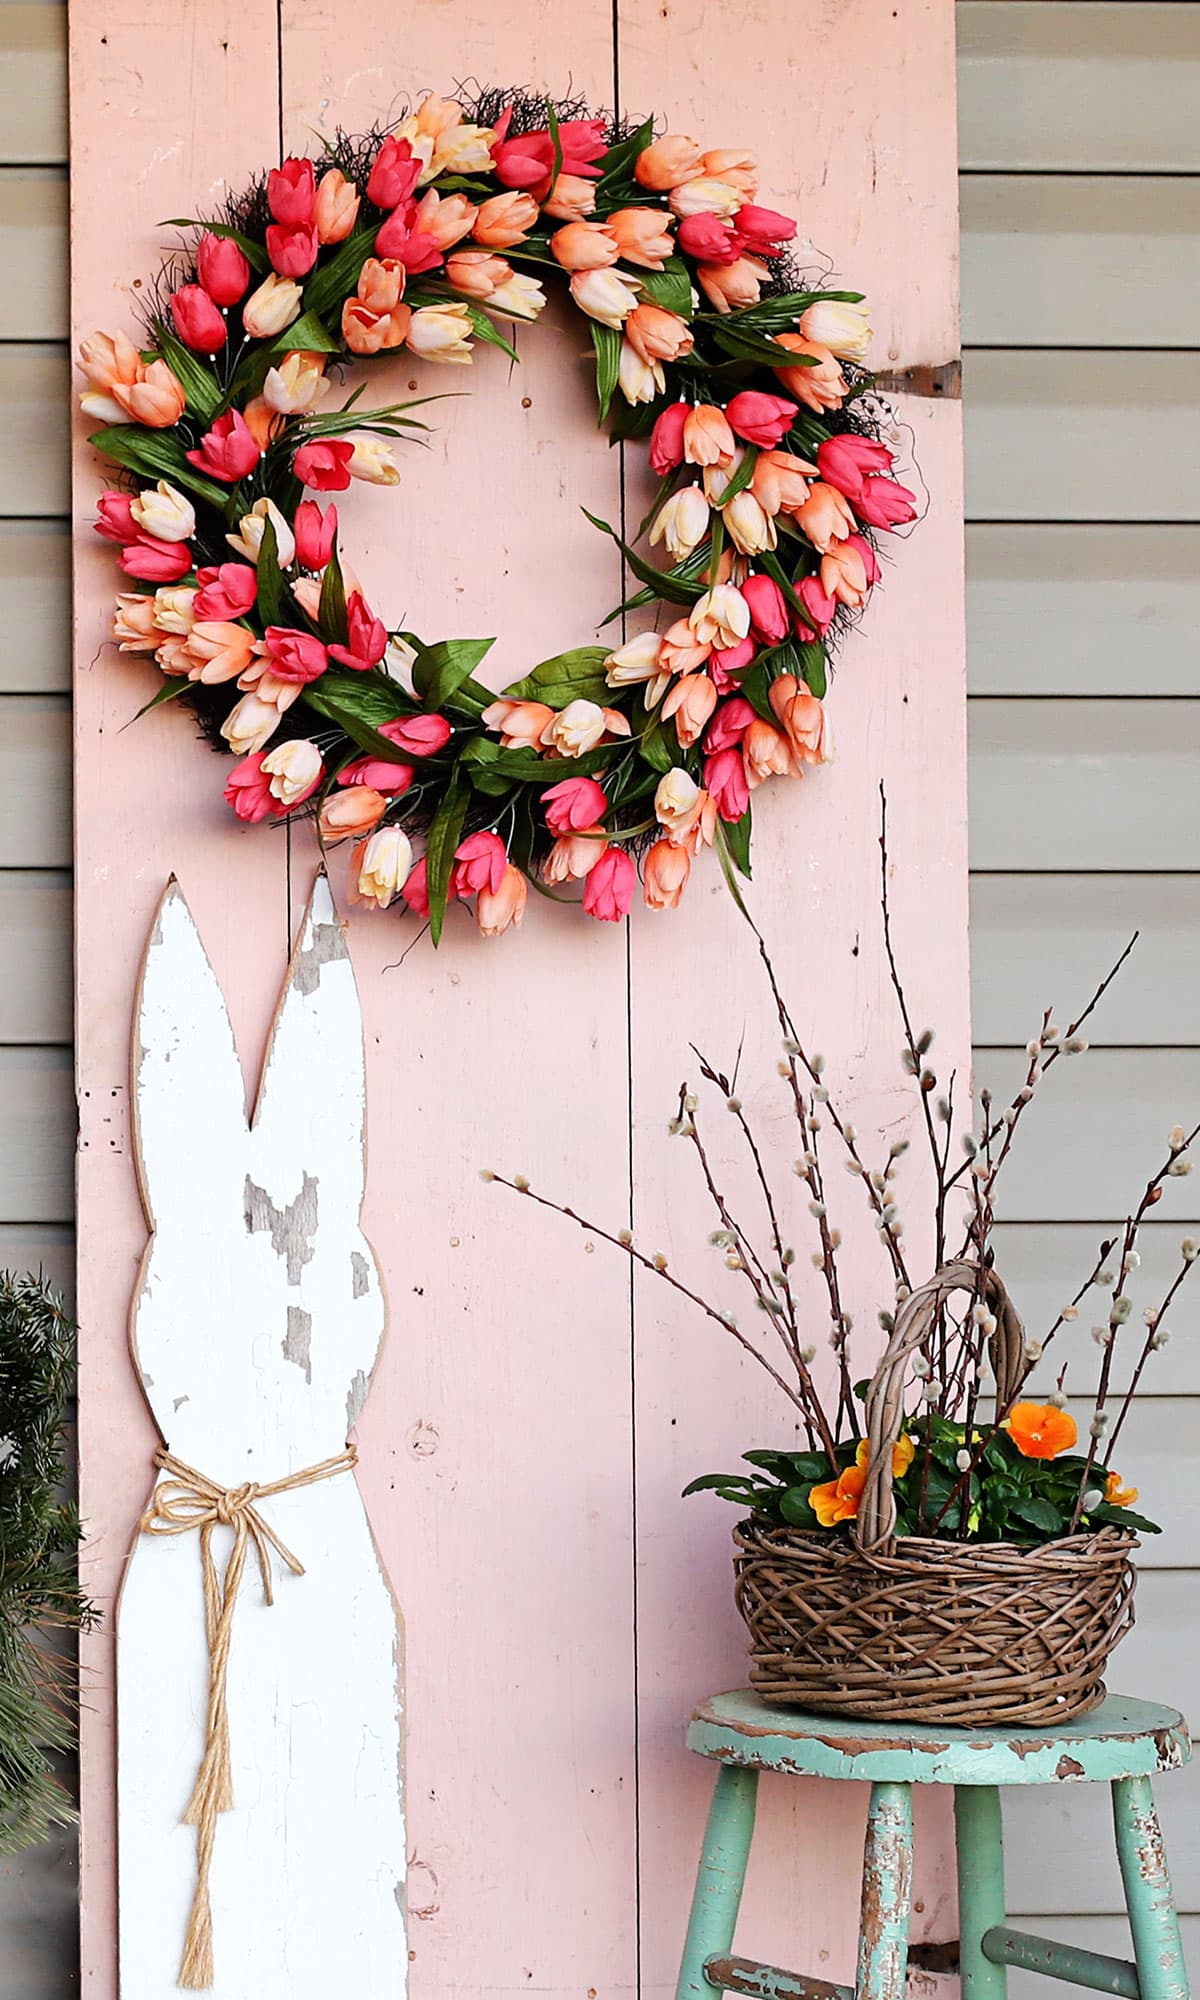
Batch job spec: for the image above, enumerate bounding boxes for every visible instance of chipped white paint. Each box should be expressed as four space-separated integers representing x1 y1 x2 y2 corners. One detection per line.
117 875 406 1999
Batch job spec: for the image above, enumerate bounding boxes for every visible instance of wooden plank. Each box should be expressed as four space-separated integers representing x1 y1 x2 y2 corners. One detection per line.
0 170 68 338
970 701 1200 874
990 1222 1200 1398
0 4 68 166
0 345 70 517
966 525 1200 697
972 1047 1200 1223
971 874 1200 1049
1005 1571 1200 1914
0 1048 74 1224
964 352 1200 524
0 1225 75 1303
960 178 1200 352
0 700 71 868
0 523 72 694
957 3 1200 173
0 872 72 1042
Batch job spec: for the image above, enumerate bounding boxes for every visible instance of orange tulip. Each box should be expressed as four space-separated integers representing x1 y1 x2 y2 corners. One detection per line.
313 168 361 244
811 1463 867 1528
414 189 478 251
240 396 281 451
480 698 555 749
741 717 792 787
820 539 871 610
79 327 143 393
476 863 528 937
342 298 412 355
356 258 406 313
700 148 759 197
683 403 736 468
769 675 828 768
542 173 597 222
318 787 388 842
624 303 694 364
794 481 857 555
607 207 675 269
661 672 718 749
445 250 513 300
658 618 711 676
112 360 187 429
698 256 768 314
174 620 257 685
643 839 691 910
550 220 620 271
634 134 705 192
1006 1402 1078 1461
772 333 848 413
752 448 818 516
473 191 539 247
543 830 606 883
1105 1471 1139 1509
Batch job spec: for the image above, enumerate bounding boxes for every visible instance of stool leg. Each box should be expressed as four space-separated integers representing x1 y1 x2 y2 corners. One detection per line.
675 1764 760 1999
1112 1776 1190 2000
955 1788 1009 2000
856 1782 914 2000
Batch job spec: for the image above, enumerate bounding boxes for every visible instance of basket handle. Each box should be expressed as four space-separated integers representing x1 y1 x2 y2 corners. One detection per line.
854 1259 1026 1554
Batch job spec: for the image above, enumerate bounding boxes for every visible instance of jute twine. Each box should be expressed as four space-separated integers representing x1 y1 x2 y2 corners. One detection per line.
139 1444 359 1990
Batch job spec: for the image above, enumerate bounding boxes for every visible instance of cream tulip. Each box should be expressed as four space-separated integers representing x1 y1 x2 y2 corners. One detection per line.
406 302 475 364
689 583 750 649
227 496 296 568
220 693 282 756
130 480 195 544
797 298 873 364
650 486 710 562
668 176 743 220
488 273 546 321
242 273 303 339
151 586 197 635
604 631 664 687
261 738 324 807
568 267 643 329
347 436 400 486
654 766 701 832
724 489 777 556
541 699 607 758
352 826 414 911
618 341 665 405
262 351 329 415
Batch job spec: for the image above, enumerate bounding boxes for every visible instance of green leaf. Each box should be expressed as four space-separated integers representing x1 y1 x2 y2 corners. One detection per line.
424 769 470 946
1091 1504 1160 1535
87 425 233 513
1012 1495 1066 1537
640 256 692 318
302 221 378 320
795 639 827 700
682 1471 758 1499
638 718 676 774
584 508 708 612
713 445 759 508
710 320 807 369
722 807 753 879
318 539 349 647
591 322 622 425
459 300 520 362
271 308 340 355
159 218 268 273
131 679 192 721
713 820 753 923
411 637 496 711
460 737 613 783
503 646 610 709
152 328 223 423
778 1483 818 1527
254 513 286 628
596 116 655 187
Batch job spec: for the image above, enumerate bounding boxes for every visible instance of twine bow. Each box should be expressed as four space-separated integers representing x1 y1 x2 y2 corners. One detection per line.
139 1444 359 1990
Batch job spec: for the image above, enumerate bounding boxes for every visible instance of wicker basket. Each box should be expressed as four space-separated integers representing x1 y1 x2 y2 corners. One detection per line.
732 1259 1139 1725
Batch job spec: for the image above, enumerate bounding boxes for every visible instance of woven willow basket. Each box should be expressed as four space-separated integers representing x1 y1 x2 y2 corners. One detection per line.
733 1259 1139 1726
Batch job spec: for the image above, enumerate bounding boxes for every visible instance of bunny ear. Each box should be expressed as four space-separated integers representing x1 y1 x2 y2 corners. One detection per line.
132 879 249 1232
250 872 368 1212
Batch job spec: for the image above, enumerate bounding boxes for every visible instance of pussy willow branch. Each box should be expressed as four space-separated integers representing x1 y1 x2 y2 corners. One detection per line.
879 786 947 1266
1103 1251 1195 1465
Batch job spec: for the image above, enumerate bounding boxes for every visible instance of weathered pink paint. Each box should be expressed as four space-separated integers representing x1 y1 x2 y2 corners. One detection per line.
70 0 968 1992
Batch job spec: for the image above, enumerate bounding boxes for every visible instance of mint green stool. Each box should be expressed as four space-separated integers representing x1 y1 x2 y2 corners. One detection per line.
675 1690 1191 2000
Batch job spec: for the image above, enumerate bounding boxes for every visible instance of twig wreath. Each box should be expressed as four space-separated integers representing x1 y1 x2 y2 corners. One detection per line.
82 88 918 940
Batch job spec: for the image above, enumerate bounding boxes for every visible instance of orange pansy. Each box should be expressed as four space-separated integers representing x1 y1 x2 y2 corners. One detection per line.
856 1433 915 1479
1105 1470 1139 1508
811 1462 867 1528
1006 1402 1078 1461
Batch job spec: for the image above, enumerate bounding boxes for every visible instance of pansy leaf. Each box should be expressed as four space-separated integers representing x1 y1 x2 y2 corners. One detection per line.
1091 1503 1160 1535
778 1483 818 1527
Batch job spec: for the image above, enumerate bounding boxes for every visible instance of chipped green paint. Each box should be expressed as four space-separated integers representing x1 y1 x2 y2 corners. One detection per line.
675 1692 1192 2000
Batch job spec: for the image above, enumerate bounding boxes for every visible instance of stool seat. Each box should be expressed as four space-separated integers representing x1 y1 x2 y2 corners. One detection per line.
687 1689 1191 1788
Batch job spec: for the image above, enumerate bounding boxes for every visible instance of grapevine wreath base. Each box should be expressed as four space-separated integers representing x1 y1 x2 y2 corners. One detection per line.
83 88 919 941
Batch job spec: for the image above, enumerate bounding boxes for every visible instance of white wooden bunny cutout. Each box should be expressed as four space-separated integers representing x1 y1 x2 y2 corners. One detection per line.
118 875 407 1997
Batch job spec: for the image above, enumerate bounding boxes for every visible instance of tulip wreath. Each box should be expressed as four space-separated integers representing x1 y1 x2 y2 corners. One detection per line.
83 88 918 940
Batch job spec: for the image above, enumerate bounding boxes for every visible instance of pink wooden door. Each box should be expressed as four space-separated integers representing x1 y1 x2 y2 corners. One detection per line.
69 0 969 1990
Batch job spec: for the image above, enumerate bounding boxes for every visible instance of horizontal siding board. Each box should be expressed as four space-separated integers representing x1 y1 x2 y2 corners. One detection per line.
0 522 72 693
1054 1401 1195 1571
0 700 71 867
966 525 1200 697
960 177 1200 351
990 1221 1200 1397
0 345 70 517
1005 1569 1200 1912
0 873 72 1042
970 874 1200 1048
0 169 67 338
972 1047 1200 1222
0 1225 74 1303
963 352 1200 523
0 1825 78 2000
969 701 1200 874
0 1049 74 1224
957 2 1200 173
0 4 68 167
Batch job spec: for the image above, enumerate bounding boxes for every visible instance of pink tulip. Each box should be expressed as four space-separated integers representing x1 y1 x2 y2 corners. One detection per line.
796 573 836 635
704 696 756 752
258 625 329 685
741 573 789 644
491 128 556 195
185 409 261 484
648 401 689 475
556 118 608 176
194 562 258 620
224 753 275 824
327 591 388 670
847 532 881 586
662 673 718 749
473 191 539 248
374 207 442 271
367 135 422 209
118 536 192 583
401 855 431 918
381 713 452 758
170 283 227 353
582 846 636 923
676 213 741 264
726 390 797 448
734 205 796 256
476 864 528 938
94 492 139 543
314 168 361 244
196 233 250 305
854 475 918 531
815 434 894 503
293 439 354 491
268 159 316 225
267 221 319 278
337 753 415 796
452 830 507 898
293 501 338 572
643 839 690 910
703 745 751 822
708 638 755 693
542 775 609 835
